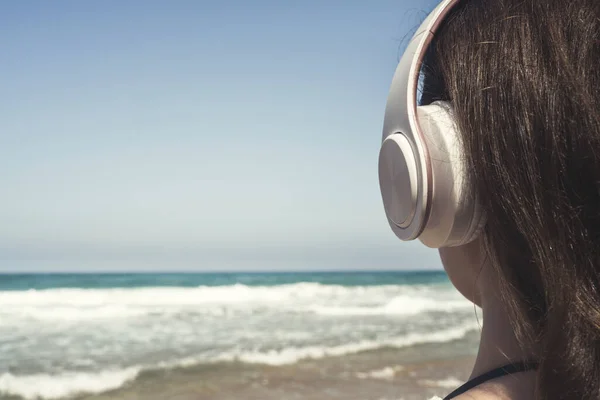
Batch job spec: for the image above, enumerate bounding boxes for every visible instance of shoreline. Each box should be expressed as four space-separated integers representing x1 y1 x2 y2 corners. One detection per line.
79 338 478 400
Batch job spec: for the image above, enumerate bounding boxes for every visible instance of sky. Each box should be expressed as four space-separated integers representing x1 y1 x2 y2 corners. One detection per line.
0 0 443 272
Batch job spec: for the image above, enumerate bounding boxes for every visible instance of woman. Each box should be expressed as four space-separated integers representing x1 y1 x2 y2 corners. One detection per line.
378 0 600 399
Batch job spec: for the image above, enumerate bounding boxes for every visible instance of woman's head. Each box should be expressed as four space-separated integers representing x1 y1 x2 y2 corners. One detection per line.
421 0 600 398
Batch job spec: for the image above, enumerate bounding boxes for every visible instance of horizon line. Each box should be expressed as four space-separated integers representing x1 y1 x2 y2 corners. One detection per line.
0 268 445 275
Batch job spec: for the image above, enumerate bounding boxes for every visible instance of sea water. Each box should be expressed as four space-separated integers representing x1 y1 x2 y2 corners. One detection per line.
0 271 479 400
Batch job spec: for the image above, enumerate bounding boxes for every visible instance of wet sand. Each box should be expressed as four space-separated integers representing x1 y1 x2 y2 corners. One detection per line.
80 337 478 400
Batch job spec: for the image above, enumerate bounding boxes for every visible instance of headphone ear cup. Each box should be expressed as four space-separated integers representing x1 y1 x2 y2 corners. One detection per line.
378 133 421 237
417 101 484 248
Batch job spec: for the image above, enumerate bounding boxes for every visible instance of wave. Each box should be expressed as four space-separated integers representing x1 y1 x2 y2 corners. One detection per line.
0 282 465 322
213 322 478 365
0 322 477 400
310 295 471 316
0 368 139 400
0 283 408 306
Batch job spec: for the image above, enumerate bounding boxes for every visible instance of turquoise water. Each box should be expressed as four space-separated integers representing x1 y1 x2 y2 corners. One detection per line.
0 270 449 291
0 270 478 400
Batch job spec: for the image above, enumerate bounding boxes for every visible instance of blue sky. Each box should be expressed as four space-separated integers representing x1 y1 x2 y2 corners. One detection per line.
0 0 442 271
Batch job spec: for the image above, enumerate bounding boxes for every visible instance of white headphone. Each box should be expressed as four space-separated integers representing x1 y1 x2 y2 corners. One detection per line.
378 0 486 248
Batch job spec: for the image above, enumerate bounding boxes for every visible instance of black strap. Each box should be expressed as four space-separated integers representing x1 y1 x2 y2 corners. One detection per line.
443 361 538 399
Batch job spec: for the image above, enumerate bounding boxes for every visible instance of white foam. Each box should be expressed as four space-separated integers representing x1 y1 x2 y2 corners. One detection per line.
356 365 405 380
0 323 474 399
0 368 139 400
418 377 463 389
0 283 466 322
15 305 148 321
215 322 478 365
311 295 471 316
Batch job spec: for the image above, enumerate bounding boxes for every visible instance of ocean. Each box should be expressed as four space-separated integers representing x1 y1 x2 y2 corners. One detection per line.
0 271 481 400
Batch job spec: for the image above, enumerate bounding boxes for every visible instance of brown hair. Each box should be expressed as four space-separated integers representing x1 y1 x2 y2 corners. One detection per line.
420 0 600 398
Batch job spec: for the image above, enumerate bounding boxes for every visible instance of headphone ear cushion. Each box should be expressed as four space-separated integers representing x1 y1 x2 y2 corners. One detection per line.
461 198 487 246
416 101 485 248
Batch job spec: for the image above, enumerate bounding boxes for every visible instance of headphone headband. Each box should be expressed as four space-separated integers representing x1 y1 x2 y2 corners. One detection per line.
382 0 460 145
